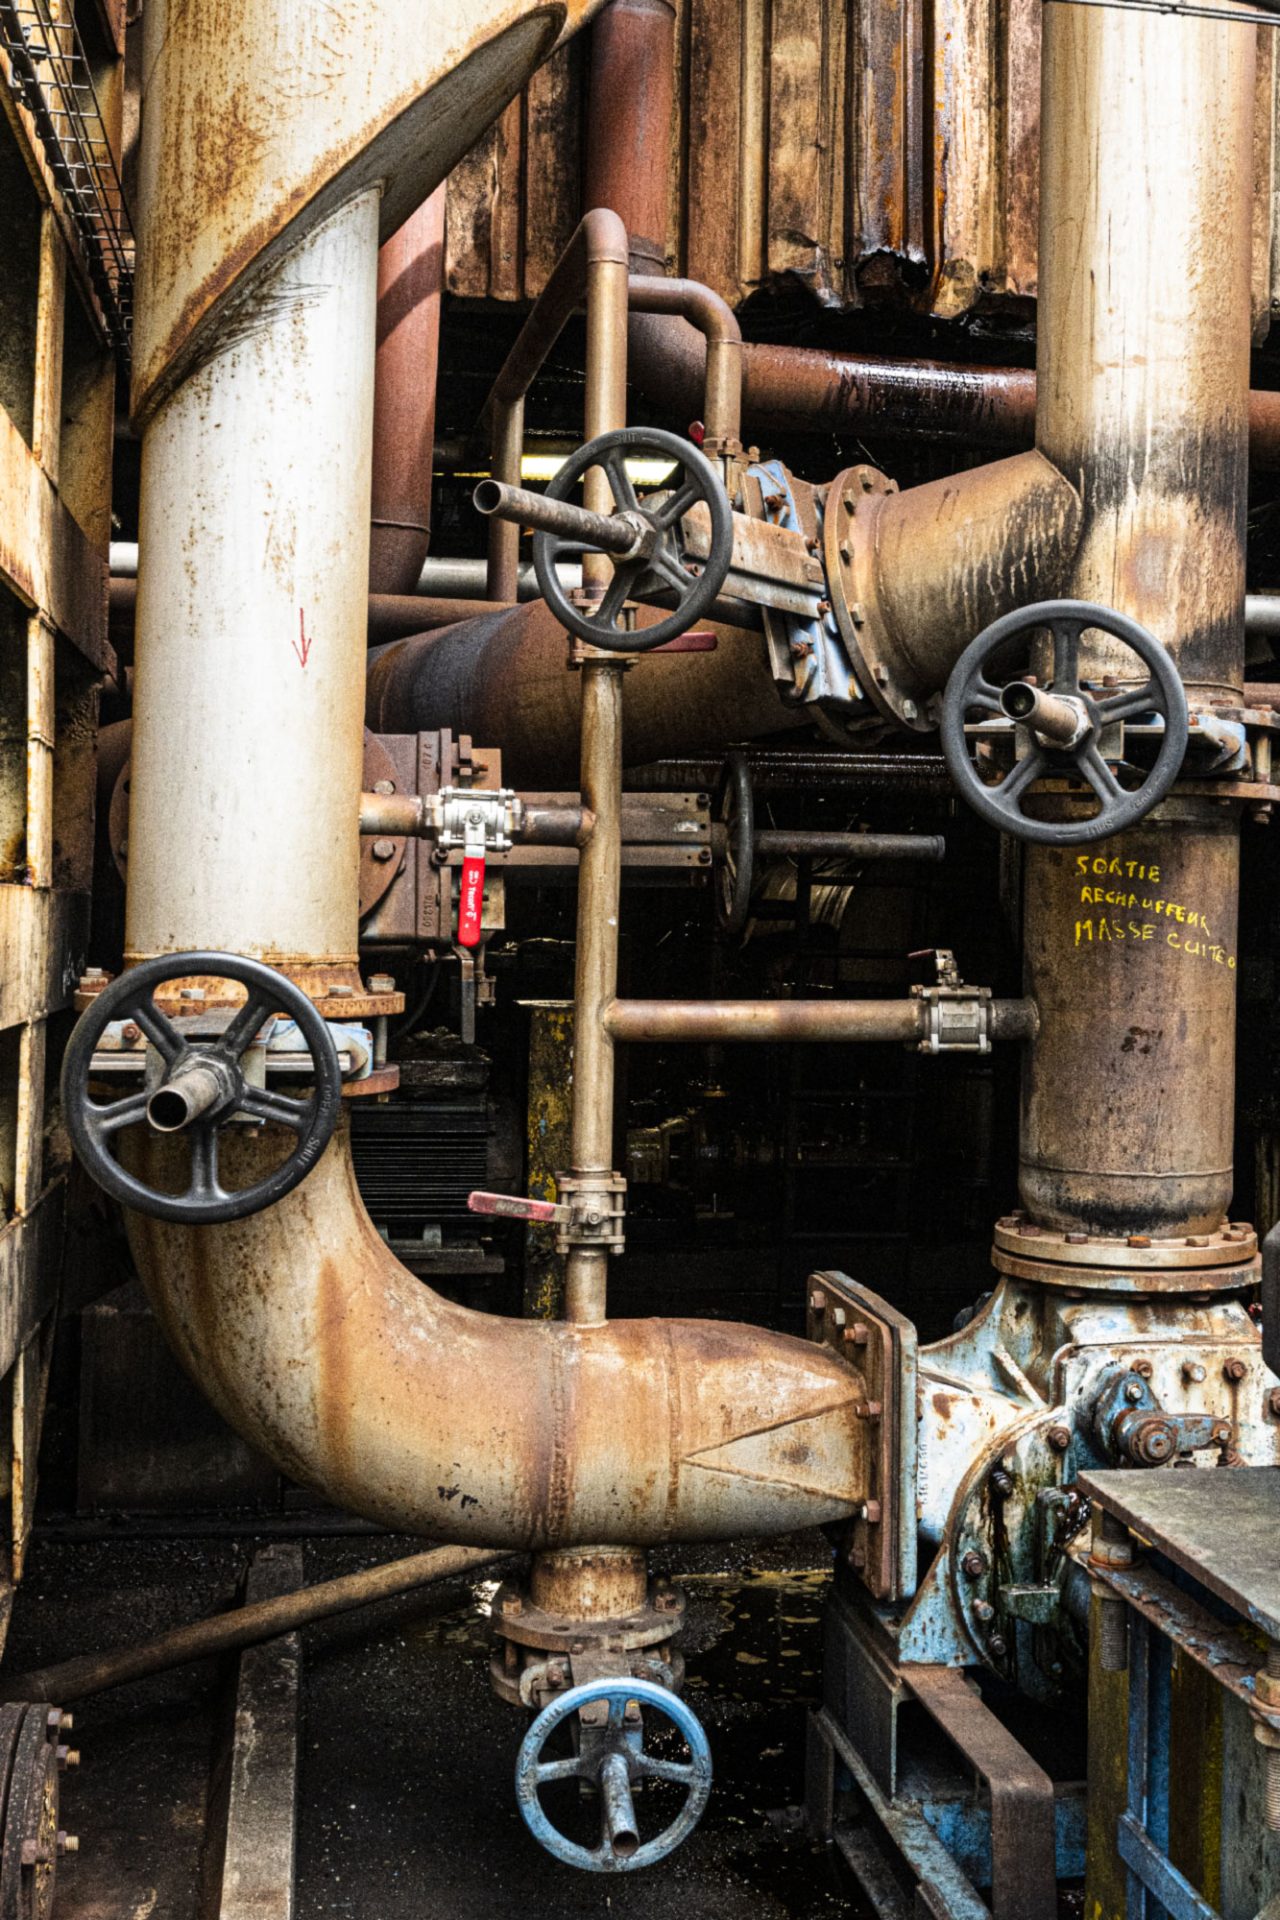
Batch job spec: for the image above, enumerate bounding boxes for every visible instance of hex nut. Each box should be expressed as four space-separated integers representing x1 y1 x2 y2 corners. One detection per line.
1224 1357 1248 1382
372 838 397 862
1047 1425 1072 1452
961 1550 988 1579
1267 1387 1280 1419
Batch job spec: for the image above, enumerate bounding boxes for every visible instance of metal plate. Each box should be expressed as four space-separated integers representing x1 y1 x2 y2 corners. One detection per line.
1078 1467 1280 1639
807 1272 917 1603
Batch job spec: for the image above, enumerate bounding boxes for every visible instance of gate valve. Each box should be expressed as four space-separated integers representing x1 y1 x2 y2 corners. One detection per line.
61 952 342 1224
521 426 734 652
515 1676 712 1873
940 599 1189 845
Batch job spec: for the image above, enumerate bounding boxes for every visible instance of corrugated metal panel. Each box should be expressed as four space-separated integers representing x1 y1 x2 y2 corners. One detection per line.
445 3 1276 334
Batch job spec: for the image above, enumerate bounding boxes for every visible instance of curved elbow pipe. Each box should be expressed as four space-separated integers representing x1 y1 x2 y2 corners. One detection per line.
126 1124 868 1547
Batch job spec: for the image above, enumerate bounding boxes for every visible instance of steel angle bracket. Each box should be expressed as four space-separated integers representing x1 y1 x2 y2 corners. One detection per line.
808 1272 918 1603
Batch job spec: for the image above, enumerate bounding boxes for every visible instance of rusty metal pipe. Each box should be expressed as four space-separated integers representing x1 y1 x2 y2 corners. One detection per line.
474 478 641 556
562 222 631 1326
604 998 1037 1045
484 209 630 601
370 189 445 595
627 275 742 445
126 1122 869 1547
751 830 945 862
366 600 808 787
123 17 873 1566
1018 7 1255 1243
1 1544 502 1705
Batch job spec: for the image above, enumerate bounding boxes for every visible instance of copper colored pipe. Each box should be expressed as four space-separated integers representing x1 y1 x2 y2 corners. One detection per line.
1 1544 502 1704
604 999 1038 1045
627 275 742 445
484 209 631 600
370 189 445 595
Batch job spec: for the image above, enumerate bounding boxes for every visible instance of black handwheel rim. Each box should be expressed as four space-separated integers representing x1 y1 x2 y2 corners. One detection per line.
715 751 755 936
532 427 734 653
61 951 343 1225
939 599 1189 846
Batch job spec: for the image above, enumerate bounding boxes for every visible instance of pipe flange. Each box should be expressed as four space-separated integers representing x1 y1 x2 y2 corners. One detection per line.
991 1244 1258 1295
994 1214 1256 1270
822 465 933 734
490 1579 685 1656
490 1577 687 1709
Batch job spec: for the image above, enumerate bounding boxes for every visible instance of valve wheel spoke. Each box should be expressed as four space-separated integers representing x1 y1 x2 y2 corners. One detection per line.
221 989 279 1059
596 568 635 630
634 1755 696 1785
966 675 1005 718
1049 618 1084 695
1094 681 1158 724
651 544 697 596
652 477 701 530
187 1123 223 1201
601 450 638 514
131 995 184 1064
88 1088 151 1138
240 1086 311 1132
533 1756 587 1786
997 747 1047 807
1079 740 1124 804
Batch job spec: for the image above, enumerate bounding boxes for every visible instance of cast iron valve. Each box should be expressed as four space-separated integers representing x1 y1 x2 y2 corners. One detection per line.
527 426 734 652
61 951 342 1225
515 1676 712 1873
940 599 1189 845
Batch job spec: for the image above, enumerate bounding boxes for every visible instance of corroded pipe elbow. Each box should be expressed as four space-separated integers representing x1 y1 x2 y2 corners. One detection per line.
125 1125 868 1547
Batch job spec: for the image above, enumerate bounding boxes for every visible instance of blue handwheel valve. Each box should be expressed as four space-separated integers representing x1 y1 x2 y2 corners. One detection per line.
514 1676 712 1873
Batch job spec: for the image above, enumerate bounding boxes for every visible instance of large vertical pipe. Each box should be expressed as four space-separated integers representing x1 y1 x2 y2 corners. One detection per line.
370 189 445 596
127 194 379 980
1019 9 1255 1240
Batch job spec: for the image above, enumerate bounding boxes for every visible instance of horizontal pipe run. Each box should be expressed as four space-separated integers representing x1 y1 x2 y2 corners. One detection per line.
751 830 945 862
357 791 594 845
0 1543 501 1704
474 477 640 555
603 998 1037 1045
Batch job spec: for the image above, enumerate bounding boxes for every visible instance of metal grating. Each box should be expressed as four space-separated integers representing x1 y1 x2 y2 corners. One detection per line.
0 0 132 355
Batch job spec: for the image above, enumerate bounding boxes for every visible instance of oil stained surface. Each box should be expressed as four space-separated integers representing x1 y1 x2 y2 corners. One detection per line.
297 1545 863 1918
4 1532 870 1918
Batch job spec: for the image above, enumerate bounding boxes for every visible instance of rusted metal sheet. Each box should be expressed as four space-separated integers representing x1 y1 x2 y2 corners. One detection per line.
445 2 1277 330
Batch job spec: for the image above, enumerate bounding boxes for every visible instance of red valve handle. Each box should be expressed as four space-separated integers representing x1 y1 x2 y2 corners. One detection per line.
468 1190 570 1225
458 852 485 947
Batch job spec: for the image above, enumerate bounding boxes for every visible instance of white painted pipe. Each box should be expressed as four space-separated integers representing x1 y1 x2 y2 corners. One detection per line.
127 192 380 974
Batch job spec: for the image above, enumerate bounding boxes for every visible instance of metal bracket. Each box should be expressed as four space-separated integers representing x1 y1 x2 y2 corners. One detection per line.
807 1272 918 1602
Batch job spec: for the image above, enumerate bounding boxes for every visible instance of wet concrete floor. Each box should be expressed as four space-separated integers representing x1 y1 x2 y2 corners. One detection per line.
4 1528 867 1919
